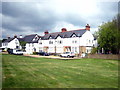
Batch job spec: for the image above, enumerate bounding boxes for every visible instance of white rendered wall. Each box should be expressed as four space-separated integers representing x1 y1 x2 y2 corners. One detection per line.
8 38 20 49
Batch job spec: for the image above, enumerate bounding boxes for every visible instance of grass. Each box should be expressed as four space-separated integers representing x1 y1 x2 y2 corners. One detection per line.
2 54 118 88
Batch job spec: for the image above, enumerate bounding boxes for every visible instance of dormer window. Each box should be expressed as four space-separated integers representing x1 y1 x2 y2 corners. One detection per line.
35 37 38 40
72 35 76 37
49 37 52 39
71 33 77 38
33 36 38 41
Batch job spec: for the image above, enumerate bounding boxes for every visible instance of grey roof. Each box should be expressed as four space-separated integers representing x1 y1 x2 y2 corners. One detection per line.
17 38 24 42
2 38 15 43
23 34 41 43
23 34 37 42
2 29 87 43
2 34 40 43
42 29 86 40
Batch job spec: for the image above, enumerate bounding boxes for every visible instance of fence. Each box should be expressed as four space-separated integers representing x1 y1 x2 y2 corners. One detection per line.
86 54 119 60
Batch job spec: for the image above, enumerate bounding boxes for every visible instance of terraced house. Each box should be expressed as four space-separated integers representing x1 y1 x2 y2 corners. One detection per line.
38 24 96 56
1 24 97 56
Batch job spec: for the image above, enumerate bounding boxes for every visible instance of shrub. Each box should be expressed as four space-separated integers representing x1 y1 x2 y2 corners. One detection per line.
33 52 38 55
91 47 98 54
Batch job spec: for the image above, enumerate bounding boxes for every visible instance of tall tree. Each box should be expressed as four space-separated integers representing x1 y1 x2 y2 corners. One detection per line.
98 15 120 54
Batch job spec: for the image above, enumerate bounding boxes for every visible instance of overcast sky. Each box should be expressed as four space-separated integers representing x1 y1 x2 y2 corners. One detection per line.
1 0 118 39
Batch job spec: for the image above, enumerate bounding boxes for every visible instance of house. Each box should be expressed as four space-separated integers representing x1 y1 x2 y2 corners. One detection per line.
1 35 22 51
1 24 97 56
38 24 96 56
24 34 40 54
1 34 41 54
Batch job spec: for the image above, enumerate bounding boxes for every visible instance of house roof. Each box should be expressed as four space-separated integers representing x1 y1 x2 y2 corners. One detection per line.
2 38 15 43
42 29 86 40
2 34 40 43
23 34 40 43
23 34 37 42
17 38 24 42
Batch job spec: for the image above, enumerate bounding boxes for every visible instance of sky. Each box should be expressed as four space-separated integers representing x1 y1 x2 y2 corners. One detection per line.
1 0 119 39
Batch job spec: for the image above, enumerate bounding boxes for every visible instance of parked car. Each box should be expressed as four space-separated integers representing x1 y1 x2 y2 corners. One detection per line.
7 49 25 55
38 51 49 56
59 52 75 58
7 49 14 54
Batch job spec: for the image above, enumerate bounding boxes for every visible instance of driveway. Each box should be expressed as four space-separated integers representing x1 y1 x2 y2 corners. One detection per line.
23 54 81 60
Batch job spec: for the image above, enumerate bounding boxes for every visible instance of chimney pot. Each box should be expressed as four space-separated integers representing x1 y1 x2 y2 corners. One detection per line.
14 35 17 38
85 24 90 30
61 28 67 32
44 31 49 35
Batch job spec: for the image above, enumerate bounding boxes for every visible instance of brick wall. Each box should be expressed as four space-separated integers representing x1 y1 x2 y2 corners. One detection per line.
86 54 120 60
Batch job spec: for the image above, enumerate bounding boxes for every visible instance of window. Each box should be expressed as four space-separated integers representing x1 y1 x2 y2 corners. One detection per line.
75 41 77 43
72 47 74 52
35 37 38 40
60 41 62 44
49 36 52 39
57 40 62 44
72 40 77 43
49 41 53 44
89 40 90 43
39 42 42 44
75 47 77 52
16 46 19 49
72 34 76 37
5 43 7 46
33 36 38 41
32 43 34 47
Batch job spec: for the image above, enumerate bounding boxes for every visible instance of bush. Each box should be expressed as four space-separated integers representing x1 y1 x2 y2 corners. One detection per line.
91 47 97 54
33 52 38 55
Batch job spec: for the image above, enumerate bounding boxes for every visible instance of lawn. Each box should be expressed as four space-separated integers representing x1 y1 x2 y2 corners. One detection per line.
2 54 118 88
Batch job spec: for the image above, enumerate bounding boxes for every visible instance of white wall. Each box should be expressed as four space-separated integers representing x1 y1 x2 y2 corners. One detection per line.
2 38 21 50
25 43 40 54
80 31 94 46
25 31 95 54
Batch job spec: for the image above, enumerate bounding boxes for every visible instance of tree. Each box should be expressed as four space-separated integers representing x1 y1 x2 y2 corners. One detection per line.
20 41 26 50
98 14 120 54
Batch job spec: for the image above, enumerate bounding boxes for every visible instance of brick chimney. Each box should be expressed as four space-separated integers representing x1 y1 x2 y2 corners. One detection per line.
44 30 49 35
61 28 67 32
85 24 90 30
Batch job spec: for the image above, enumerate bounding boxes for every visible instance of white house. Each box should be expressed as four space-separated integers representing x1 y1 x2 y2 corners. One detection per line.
25 34 41 54
1 34 41 54
1 36 22 51
37 24 96 56
1 24 98 56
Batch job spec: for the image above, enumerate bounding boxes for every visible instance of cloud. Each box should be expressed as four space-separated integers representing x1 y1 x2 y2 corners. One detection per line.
1 1 118 39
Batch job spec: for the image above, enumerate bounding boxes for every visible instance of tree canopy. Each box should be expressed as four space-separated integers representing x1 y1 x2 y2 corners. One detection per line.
97 14 120 54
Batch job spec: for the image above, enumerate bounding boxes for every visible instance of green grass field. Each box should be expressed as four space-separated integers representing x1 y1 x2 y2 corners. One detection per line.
2 54 118 88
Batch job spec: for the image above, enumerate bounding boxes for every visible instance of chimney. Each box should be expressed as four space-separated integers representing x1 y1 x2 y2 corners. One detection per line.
61 28 67 32
85 24 90 30
44 30 49 35
8 37 10 39
20 35 23 38
14 35 17 38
